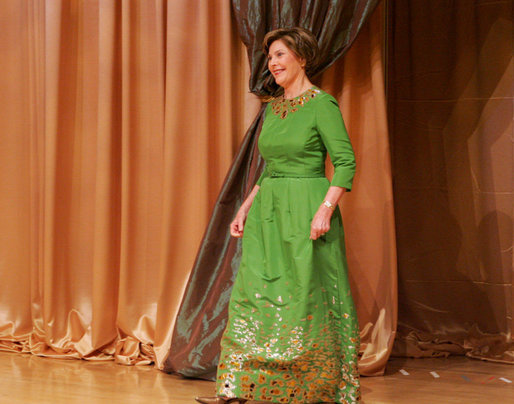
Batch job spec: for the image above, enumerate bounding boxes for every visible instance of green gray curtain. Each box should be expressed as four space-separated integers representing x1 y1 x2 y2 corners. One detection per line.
163 0 380 380
236 0 379 96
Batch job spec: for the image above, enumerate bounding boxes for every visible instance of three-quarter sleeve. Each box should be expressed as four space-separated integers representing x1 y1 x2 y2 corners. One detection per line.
315 96 356 191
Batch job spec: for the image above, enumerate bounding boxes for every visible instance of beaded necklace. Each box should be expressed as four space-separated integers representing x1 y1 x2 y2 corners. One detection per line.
270 86 321 119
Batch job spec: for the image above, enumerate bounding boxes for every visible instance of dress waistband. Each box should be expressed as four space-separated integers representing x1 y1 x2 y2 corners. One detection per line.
268 171 326 178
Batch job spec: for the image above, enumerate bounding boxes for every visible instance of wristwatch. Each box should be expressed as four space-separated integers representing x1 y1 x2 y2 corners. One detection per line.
323 200 335 210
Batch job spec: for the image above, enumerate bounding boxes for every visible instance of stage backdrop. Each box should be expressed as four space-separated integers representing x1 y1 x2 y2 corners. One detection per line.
0 0 395 372
388 0 514 363
1 0 510 374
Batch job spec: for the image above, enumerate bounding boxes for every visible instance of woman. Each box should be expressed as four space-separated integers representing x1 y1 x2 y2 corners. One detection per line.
196 27 360 404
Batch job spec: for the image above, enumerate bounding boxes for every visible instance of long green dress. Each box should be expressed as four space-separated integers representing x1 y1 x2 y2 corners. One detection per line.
216 86 360 404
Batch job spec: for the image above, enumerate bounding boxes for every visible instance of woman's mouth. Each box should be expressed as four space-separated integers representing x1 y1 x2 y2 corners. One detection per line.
273 69 285 76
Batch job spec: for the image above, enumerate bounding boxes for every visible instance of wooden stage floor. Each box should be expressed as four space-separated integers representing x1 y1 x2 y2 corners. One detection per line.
0 351 513 403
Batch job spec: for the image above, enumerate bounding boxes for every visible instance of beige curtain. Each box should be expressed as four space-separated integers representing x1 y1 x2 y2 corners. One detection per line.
0 0 255 367
0 0 394 373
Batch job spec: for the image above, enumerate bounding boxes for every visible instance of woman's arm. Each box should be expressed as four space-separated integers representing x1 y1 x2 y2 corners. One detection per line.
310 94 356 240
310 185 346 240
230 184 260 238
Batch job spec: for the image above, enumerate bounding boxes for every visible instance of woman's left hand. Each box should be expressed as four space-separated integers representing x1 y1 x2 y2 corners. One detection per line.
310 205 333 240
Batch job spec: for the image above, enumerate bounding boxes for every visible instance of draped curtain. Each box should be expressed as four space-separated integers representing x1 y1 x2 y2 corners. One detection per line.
0 0 255 367
164 0 397 378
388 0 514 363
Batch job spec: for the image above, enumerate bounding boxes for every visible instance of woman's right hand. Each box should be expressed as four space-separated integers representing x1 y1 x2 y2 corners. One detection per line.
229 184 260 238
230 208 248 238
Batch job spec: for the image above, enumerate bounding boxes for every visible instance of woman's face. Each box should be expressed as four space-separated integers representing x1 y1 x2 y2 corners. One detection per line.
267 39 306 89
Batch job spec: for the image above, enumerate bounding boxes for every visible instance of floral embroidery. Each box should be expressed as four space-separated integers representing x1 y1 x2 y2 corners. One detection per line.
270 87 321 119
216 289 361 404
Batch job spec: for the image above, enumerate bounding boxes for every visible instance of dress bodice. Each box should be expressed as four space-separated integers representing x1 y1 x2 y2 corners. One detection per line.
256 86 356 191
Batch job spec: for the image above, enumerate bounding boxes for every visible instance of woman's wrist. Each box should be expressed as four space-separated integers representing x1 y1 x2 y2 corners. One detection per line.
319 204 334 217
321 200 336 211
240 203 251 215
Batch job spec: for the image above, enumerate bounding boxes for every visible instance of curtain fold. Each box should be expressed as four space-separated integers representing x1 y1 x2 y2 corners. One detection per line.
233 0 380 96
164 0 396 379
388 0 514 363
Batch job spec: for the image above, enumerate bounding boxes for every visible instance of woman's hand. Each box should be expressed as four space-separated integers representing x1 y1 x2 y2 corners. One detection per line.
310 204 333 240
229 184 261 238
310 186 346 240
230 207 249 238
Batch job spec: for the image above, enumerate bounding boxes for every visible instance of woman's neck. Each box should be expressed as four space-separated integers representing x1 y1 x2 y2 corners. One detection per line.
282 77 313 99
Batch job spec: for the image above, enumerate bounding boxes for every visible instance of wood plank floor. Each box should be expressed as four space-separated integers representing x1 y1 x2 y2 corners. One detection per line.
0 351 513 403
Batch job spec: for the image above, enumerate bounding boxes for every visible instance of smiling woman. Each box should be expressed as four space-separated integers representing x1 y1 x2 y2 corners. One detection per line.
263 28 319 96
196 27 360 404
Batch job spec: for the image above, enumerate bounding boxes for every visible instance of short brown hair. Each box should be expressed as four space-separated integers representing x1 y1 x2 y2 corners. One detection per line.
263 27 319 78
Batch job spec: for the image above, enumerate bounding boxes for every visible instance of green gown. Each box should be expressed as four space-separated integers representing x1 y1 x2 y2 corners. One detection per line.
216 86 360 404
